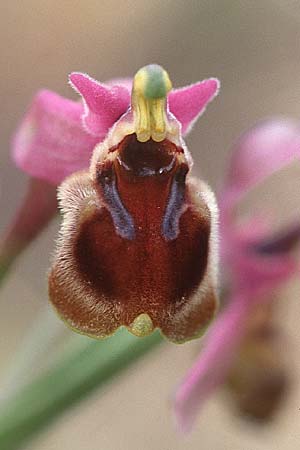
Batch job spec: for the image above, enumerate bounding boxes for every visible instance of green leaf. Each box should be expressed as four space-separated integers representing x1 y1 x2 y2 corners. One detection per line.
0 328 163 450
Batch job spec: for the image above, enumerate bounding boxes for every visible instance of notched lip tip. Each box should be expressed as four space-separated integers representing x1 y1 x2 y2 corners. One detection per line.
49 304 212 344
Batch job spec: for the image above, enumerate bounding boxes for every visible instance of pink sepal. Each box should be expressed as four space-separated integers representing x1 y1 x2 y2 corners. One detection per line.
12 90 98 185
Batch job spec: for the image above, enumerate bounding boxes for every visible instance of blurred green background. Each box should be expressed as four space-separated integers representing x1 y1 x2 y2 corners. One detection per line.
1 1 300 449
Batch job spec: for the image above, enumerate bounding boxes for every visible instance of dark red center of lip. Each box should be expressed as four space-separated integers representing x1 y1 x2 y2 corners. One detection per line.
116 134 181 177
73 133 210 313
47 132 214 342
95 134 188 242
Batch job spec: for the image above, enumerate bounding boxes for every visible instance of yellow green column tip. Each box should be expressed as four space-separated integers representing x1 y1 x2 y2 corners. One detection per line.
134 64 172 99
132 64 173 142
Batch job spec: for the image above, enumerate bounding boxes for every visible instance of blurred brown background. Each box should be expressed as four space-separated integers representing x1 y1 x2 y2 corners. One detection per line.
1 1 300 449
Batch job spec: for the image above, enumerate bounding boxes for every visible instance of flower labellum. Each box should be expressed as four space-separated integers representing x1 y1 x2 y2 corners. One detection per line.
49 65 219 343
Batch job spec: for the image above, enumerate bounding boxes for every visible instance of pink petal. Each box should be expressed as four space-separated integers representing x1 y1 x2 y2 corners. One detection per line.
168 78 220 135
224 119 300 203
12 90 98 185
69 72 131 137
12 74 220 185
70 73 220 137
174 293 251 432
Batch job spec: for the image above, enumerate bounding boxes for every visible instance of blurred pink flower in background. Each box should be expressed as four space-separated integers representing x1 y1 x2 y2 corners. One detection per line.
174 119 300 431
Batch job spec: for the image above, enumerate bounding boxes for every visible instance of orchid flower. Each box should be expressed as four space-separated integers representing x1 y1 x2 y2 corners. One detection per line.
3 64 300 445
7 64 220 344
174 119 300 430
5 69 218 269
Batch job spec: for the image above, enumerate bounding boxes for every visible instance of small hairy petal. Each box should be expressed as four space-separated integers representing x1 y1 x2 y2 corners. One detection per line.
168 78 220 135
224 118 300 203
12 90 99 185
69 72 131 137
12 74 221 186
70 73 220 138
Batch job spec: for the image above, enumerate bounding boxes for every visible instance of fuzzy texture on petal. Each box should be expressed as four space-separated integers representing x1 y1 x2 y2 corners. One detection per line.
168 78 220 135
12 90 99 185
47 66 220 343
69 73 220 138
69 72 131 137
12 73 220 185
49 145 219 343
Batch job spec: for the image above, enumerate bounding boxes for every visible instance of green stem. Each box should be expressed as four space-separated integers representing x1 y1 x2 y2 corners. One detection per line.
0 329 163 450
0 307 65 403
